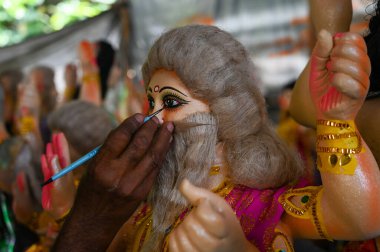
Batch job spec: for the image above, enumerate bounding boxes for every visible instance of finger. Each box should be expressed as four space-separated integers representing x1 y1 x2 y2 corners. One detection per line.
180 179 227 238
46 143 54 164
330 45 370 75
169 227 198 252
179 179 215 207
100 114 145 159
118 122 173 196
329 57 369 86
41 154 53 181
168 233 180 252
119 116 160 164
311 29 334 71
50 155 61 174
129 160 161 200
333 32 367 53
331 72 368 99
181 213 219 250
53 132 70 168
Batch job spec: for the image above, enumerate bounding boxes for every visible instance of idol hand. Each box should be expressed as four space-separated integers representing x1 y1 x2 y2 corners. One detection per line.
169 179 258 252
309 30 370 120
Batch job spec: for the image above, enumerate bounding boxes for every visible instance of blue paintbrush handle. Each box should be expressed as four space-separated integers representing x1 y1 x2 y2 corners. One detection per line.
51 145 101 181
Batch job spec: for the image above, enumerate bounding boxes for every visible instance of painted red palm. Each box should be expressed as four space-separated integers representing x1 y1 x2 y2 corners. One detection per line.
41 133 76 219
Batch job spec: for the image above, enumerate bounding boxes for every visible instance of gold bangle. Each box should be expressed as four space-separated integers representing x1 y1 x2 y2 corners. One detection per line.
82 73 99 84
316 120 362 174
316 131 358 141
317 119 352 129
316 139 362 154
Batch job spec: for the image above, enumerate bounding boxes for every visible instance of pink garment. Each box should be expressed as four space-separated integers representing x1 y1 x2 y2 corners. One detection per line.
225 184 288 251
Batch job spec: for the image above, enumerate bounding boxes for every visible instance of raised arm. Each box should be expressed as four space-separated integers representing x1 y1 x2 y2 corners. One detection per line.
284 30 380 240
289 0 352 128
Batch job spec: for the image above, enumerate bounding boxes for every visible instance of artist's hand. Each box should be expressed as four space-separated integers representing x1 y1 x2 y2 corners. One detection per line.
309 30 370 120
168 180 257 252
54 114 173 251
41 133 76 220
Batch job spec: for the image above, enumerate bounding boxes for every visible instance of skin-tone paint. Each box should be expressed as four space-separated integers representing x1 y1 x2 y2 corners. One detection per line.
146 69 210 123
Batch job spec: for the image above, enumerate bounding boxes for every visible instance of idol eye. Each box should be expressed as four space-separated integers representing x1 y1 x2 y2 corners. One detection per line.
163 97 181 108
148 96 155 110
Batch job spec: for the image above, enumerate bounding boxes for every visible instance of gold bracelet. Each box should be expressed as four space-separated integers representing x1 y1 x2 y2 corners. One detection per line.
316 139 362 154
317 119 351 129
316 131 358 140
82 73 99 84
316 119 363 174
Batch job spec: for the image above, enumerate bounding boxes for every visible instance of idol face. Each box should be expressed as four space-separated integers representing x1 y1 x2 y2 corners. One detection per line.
146 69 209 123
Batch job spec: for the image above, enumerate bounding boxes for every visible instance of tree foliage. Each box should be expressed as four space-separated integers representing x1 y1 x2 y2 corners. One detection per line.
0 0 115 47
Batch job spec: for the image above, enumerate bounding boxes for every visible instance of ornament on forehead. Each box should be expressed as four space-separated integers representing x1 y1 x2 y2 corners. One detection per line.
153 85 159 92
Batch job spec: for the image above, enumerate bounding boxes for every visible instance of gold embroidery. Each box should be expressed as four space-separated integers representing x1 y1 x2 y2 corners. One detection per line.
132 209 153 252
278 186 322 219
311 188 332 241
271 229 294 252
209 165 221 176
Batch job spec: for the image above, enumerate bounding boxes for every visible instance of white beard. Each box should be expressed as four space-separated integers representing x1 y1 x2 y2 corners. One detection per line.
142 112 218 251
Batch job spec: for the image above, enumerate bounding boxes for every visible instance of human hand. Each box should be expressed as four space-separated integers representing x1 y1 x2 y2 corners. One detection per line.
309 30 370 120
41 133 75 220
168 179 257 252
54 114 174 250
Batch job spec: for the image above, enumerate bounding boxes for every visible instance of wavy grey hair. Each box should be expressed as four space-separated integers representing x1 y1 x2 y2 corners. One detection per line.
142 24 303 189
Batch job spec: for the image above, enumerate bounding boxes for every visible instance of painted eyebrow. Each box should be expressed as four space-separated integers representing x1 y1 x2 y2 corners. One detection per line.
159 86 188 97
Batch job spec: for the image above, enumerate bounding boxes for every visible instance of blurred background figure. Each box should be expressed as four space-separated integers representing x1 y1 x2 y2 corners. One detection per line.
62 40 115 106
0 69 24 136
12 100 117 251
